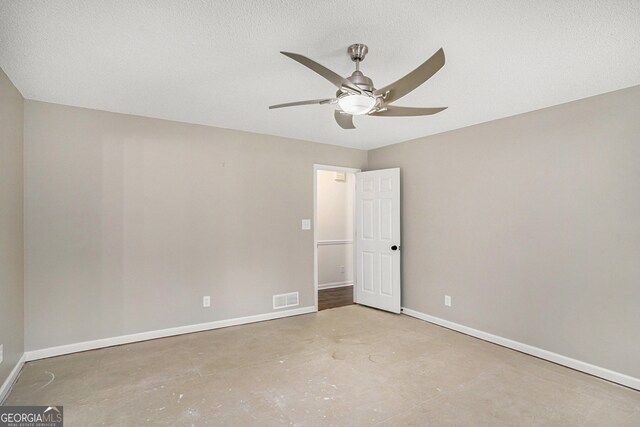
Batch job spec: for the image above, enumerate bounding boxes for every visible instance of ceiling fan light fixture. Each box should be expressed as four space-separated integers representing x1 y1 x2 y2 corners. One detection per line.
337 94 376 115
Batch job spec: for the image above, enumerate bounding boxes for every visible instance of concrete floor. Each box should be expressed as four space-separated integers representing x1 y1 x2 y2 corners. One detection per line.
5 305 640 426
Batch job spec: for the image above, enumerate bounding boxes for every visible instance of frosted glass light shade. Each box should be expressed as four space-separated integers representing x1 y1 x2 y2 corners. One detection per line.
337 94 376 115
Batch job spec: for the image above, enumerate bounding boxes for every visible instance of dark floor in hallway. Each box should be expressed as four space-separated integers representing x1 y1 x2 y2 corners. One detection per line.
318 285 354 311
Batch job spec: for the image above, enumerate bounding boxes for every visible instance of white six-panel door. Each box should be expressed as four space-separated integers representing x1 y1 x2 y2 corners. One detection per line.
355 168 401 313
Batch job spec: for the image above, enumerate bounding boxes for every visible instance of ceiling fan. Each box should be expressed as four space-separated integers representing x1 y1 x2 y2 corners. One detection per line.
269 44 447 129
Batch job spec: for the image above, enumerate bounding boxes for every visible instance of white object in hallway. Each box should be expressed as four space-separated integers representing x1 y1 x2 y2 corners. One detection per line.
444 295 452 307
203 296 211 307
355 168 401 313
301 219 311 230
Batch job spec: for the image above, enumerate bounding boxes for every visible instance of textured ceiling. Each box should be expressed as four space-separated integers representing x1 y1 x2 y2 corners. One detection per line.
1 1 639 149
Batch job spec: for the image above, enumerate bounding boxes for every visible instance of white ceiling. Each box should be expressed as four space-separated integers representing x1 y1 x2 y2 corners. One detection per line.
1 1 639 149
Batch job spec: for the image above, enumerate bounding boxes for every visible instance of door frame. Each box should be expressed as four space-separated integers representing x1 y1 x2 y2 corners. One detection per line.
313 164 361 311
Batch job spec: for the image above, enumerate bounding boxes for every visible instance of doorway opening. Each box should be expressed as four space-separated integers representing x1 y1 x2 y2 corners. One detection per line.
313 165 360 311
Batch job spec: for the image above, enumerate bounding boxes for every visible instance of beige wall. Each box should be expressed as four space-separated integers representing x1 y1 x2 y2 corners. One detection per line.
24 101 367 351
317 170 354 287
0 68 24 390
368 85 640 378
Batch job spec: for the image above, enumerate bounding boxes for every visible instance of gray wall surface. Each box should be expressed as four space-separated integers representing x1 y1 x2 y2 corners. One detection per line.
24 101 367 351
368 85 640 378
0 68 24 388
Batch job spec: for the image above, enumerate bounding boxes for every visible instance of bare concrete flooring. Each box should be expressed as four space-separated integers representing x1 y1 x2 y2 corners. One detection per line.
6 305 640 426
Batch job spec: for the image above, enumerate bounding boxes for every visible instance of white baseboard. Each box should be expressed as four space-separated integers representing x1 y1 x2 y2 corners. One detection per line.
318 281 353 290
0 353 26 404
25 306 316 362
401 307 640 391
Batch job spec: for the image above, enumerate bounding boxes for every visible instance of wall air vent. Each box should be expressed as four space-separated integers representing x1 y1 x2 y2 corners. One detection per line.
273 292 299 310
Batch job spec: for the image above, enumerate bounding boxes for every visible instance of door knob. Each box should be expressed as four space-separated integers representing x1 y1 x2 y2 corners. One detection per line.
391 245 399 251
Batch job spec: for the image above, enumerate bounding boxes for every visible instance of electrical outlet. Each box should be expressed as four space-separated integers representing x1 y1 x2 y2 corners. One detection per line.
301 219 311 230
203 296 211 308
444 295 452 307
0 344 3 364
339 265 345 273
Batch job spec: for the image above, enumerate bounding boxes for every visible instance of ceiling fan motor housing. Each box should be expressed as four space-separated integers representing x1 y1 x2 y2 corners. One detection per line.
346 71 374 93
345 44 374 93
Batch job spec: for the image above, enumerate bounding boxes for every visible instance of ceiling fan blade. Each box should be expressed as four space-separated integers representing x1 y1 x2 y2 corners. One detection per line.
370 106 447 117
269 98 337 109
334 110 356 129
281 51 363 94
373 48 445 105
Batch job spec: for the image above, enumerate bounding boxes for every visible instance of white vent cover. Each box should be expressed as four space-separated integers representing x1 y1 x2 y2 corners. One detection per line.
273 292 299 310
